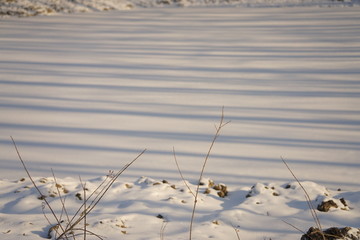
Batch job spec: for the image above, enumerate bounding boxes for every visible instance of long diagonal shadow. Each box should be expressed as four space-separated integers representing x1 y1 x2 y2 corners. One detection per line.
1 122 359 150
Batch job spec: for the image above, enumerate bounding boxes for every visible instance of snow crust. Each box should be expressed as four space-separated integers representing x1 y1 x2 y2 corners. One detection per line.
1 0 360 17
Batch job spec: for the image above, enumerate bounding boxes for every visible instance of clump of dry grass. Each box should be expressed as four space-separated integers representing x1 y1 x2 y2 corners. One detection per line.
11 136 145 240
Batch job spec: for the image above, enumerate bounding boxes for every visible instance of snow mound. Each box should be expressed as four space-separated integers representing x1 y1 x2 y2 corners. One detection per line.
1 0 360 17
0 175 359 239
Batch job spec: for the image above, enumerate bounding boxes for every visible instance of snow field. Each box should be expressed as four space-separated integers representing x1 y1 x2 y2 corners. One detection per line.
0 5 360 240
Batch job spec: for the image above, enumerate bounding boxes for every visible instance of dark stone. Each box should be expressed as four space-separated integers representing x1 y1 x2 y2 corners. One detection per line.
317 200 338 212
301 226 353 240
340 198 348 207
217 191 226 198
156 214 164 219
75 193 82 200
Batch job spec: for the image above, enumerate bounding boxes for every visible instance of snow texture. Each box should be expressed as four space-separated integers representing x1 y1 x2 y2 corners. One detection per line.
0 3 360 240
0 176 359 239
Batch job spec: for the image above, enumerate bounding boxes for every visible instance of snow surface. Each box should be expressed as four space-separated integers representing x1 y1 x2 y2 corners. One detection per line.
0 4 360 240
1 0 360 17
1 176 360 239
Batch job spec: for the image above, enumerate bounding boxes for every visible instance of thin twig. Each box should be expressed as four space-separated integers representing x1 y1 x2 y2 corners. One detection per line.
85 149 146 215
42 204 59 239
57 149 146 239
281 220 306 234
232 224 241 240
64 174 111 233
69 228 104 240
281 157 325 240
51 169 76 240
11 137 67 237
189 107 229 240
173 147 195 198
79 176 87 240
160 220 168 240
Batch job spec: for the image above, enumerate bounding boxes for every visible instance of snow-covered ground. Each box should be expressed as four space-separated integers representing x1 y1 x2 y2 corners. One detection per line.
1 175 360 239
1 0 360 17
1 3 360 240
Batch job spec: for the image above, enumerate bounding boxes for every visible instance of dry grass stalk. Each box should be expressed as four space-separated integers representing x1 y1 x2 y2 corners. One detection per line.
173 147 195 198
232 224 241 240
281 158 325 240
160 220 168 240
172 108 229 240
79 177 87 240
11 136 145 239
11 136 67 237
57 149 146 239
189 107 229 240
